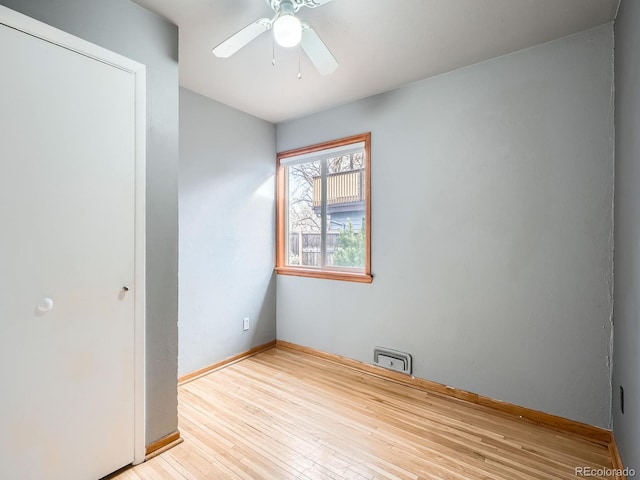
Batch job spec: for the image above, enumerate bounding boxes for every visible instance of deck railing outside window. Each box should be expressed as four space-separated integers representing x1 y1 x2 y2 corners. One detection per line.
312 168 365 208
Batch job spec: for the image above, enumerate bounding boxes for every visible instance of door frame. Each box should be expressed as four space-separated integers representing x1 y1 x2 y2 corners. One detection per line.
0 5 147 465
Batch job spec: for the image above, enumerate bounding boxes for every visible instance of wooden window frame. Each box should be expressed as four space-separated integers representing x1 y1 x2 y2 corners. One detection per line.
276 133 372 283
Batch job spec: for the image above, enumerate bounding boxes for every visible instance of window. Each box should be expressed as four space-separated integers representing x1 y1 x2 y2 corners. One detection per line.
276 133 372 283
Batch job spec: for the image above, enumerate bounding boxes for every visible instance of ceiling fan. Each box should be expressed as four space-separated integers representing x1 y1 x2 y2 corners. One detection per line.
212 0 338 76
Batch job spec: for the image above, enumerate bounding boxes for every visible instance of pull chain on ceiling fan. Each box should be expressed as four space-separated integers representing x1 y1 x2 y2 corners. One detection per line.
212 0 338 76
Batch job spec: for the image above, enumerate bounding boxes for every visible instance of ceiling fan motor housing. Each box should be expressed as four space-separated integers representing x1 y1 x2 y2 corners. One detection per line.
279 0 296 16
266 0 325 12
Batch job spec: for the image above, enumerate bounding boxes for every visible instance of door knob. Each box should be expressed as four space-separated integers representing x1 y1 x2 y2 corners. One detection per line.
122 286 130 292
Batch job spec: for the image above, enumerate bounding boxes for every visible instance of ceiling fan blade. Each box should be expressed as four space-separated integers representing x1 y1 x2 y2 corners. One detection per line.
300 23 338 75
212 18 271 58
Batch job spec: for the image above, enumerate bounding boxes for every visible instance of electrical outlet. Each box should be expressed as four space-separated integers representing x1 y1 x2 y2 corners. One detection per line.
243 317 250 331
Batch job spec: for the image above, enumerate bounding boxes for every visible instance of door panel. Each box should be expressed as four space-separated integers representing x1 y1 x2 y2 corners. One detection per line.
0 21 136 480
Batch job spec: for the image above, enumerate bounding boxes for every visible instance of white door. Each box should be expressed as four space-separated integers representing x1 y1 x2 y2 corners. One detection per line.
0 11 144 480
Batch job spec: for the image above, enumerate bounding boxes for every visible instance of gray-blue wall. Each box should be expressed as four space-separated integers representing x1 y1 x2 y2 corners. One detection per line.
277 24 615 428
0 0 180 444
179 88 276 377
613 0 640 470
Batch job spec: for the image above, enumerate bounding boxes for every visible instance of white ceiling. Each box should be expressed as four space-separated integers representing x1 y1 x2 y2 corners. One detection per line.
132 0 619 123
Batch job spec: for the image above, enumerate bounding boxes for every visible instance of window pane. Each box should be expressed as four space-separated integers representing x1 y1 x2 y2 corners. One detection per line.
286 159 321 267
326 151 366 269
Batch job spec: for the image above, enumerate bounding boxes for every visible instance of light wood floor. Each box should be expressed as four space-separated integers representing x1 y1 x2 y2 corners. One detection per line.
112 348 616 479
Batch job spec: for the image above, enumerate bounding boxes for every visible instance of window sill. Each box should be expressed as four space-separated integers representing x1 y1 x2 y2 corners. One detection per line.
275 266 373 283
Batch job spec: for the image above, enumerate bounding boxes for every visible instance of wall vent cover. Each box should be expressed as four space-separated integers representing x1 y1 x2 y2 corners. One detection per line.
373 347 412 375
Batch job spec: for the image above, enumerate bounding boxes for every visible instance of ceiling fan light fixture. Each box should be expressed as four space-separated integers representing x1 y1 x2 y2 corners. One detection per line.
273 3 302 48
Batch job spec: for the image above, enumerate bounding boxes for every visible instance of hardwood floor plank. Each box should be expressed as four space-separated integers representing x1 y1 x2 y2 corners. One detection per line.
111 348 617 480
